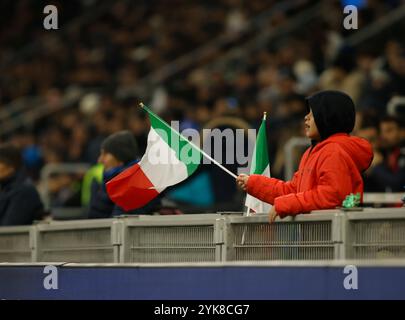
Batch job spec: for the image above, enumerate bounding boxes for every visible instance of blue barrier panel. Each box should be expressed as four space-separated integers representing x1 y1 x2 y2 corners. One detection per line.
0 264 404 300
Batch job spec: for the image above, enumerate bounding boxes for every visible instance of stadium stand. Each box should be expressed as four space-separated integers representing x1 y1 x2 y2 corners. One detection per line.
0 0 404 219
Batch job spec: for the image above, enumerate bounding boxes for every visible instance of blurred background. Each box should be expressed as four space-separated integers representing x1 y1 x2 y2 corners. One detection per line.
1 0 405 221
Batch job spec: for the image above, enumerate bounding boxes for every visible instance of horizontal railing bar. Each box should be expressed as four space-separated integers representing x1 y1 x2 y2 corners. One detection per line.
50 259 405 268
126 222 217 227
346 208 405 220
41 246 113 252
233 244 335 248
36 220 113 229
130 246 215 250
352 243 405 247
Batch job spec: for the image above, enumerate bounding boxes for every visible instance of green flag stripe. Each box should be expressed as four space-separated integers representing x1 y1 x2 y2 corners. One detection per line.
251 118 269 174
143 104 201 176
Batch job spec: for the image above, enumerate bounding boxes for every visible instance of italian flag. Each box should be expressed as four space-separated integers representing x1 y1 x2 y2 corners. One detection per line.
106 104 201 211
244 113 272 215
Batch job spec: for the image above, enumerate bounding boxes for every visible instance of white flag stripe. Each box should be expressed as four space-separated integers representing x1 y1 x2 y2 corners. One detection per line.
139 127 188 193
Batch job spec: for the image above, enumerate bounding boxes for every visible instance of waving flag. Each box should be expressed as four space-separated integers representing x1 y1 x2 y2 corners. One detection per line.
244 113 272 215
106 103 201 211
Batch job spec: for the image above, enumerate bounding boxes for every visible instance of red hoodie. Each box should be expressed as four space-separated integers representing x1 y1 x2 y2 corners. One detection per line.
246 133 373 217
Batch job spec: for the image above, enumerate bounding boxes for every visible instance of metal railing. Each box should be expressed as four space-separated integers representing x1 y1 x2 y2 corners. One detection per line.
343 208 405 260
1 207 405 264
31 219 118 263
0 226 32 263
363 193 404 205
224 211 341 261
118 214 226 263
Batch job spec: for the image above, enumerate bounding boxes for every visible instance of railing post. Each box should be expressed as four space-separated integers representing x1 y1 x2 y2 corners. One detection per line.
222 216 235 262
331 212 346 260
29 225 40 262
340 213 352 260
214 218 225 262
119 218 130 263
111 220 124 263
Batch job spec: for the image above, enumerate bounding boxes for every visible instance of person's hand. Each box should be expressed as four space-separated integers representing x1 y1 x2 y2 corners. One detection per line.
236 174 249 191
268 206 278 224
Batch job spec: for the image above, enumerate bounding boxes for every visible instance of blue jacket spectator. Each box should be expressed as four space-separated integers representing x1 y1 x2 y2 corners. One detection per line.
0 144 44 226
88 130 160 218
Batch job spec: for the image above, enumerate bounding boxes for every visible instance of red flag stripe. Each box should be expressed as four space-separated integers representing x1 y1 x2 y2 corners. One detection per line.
106 163 160 211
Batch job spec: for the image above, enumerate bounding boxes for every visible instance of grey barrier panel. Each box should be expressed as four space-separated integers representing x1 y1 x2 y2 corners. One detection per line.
224 211 344 261
363 193 403 205
344 208 405 260
33 219 117 263
119 214 227 263
0 226 31 262
2 208 405 263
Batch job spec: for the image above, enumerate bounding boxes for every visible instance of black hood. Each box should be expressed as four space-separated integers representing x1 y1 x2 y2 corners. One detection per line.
305 90 356 140
101 130 138 164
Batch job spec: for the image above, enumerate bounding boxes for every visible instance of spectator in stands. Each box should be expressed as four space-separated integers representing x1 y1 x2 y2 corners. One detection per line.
88 130 159 218
355 113 379 148
355 113 380 192
237 90 373 223
366 116 405 192
0 144 44 226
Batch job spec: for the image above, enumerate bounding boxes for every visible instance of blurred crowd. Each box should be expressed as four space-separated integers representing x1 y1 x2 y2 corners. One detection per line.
0 0 405 219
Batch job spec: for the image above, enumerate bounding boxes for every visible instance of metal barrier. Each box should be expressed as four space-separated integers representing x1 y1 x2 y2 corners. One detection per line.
344 208 405 260
0 226 32 262
363 193 403 206
224 211 343 261
118 214 227 263
1 208 405 263
32 219 118 263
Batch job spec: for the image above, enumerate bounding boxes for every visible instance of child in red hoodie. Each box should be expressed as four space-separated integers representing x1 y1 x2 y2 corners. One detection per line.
237 90 373 223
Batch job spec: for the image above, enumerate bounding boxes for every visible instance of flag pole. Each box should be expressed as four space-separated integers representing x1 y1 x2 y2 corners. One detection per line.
245 111 267 216
140 103 238 179
242 111 268 244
